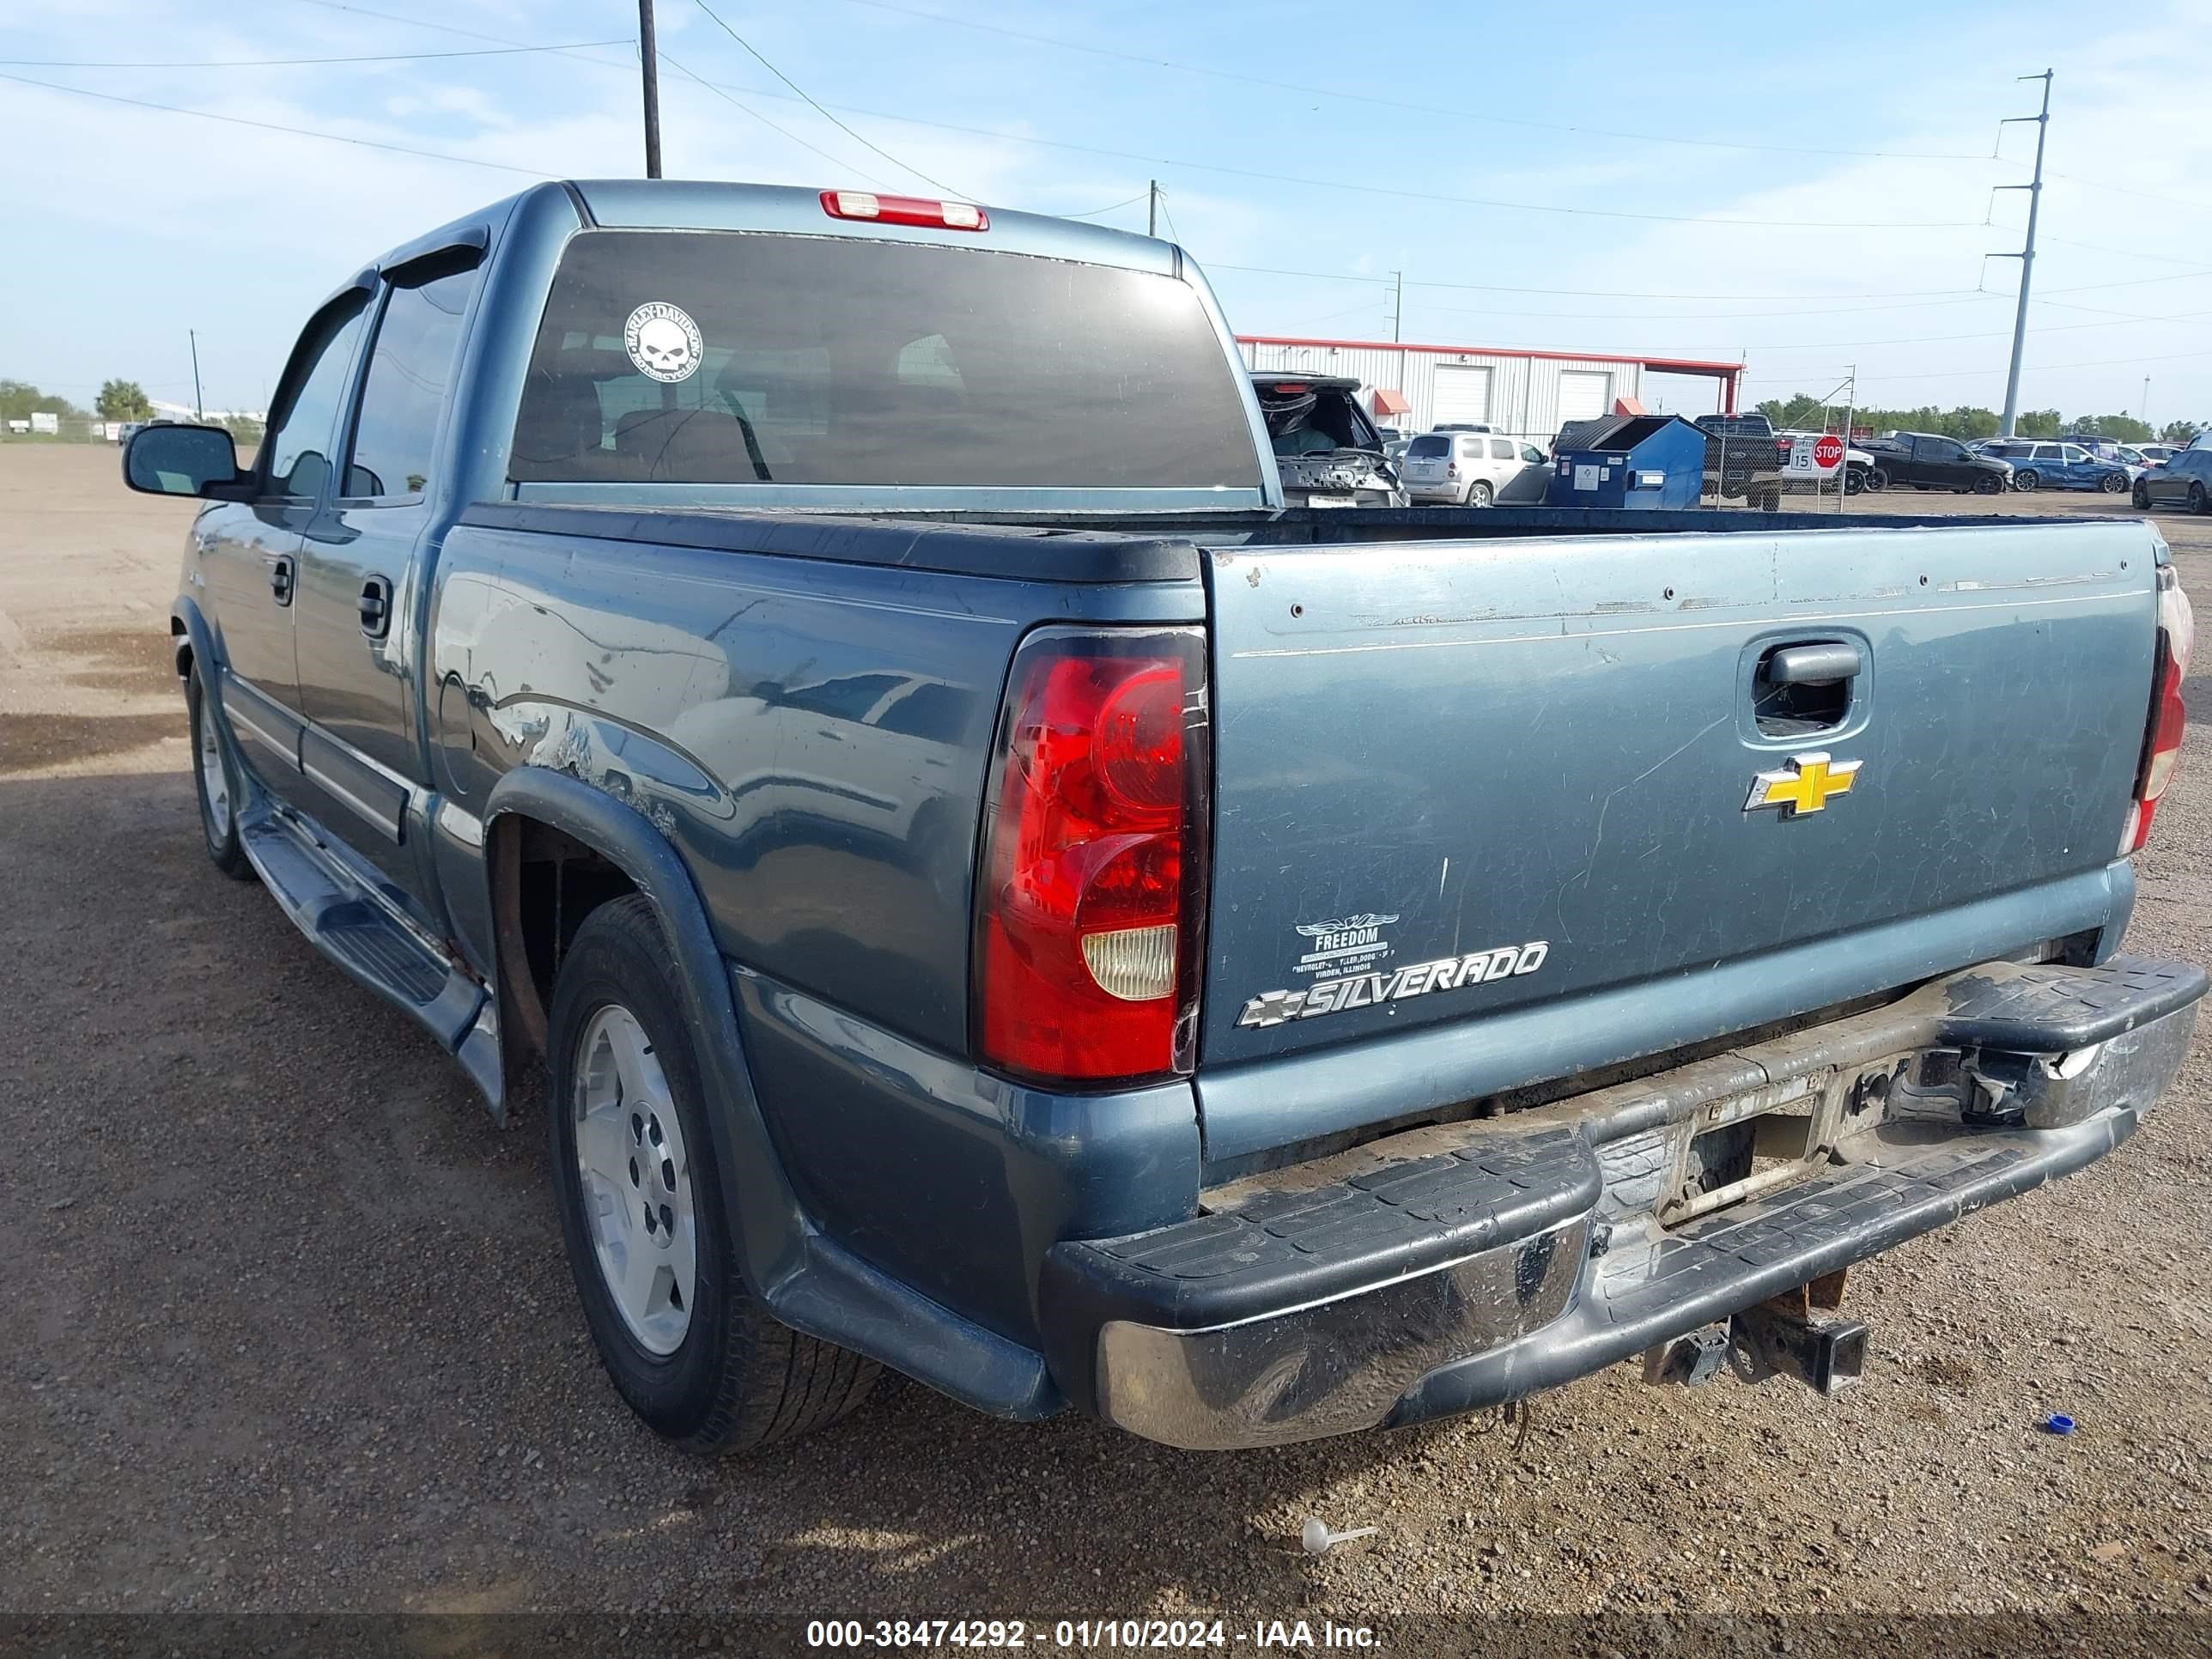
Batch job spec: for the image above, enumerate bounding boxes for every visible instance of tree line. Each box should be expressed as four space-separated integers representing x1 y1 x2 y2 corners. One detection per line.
1 377 263 442
1753 392 2199 447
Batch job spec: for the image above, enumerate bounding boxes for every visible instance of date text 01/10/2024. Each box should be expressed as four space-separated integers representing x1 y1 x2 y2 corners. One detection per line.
801 1619 1377 1648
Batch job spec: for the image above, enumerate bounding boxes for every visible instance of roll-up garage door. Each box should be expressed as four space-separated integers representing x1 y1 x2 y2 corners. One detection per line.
1431 364 1492 426
1557 369 1613 423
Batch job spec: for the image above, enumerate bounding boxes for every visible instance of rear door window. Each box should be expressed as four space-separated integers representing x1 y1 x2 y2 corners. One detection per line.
510 230 1262 490
1489 438 1514 459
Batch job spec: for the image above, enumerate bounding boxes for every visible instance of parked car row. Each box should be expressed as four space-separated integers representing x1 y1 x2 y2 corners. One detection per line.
1255 378 1561 507
1973 438 2131 494
2133 446 2212 513
1260 385 2209 516
1844 433 2010 496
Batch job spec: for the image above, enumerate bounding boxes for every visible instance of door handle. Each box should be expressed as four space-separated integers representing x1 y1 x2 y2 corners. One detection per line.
1764 642 1863 684
268 554 295 606
358 575 393 640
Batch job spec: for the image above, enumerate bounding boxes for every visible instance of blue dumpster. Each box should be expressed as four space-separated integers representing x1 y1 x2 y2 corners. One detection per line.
1543 414 1705 510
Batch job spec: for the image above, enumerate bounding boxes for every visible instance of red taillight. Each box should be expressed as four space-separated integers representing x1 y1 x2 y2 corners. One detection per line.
976 629 1207 1084
819 189 988 231
2124 564 2193 854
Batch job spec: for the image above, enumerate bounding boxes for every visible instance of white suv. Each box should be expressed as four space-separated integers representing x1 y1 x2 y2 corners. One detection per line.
1402 431 1540 507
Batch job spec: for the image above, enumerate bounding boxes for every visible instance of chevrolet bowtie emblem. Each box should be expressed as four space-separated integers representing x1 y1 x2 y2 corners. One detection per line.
1745 751 1861 817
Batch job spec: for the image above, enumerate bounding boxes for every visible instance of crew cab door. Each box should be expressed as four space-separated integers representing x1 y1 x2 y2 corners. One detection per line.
1911 434 1970 487
200 289 371 782
292 252 482 908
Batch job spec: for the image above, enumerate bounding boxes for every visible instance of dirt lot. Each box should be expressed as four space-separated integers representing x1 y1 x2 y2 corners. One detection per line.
6 443 2212 1649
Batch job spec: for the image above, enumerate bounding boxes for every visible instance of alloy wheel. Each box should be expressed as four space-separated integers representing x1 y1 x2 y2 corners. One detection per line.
573 1003 697 1355
196 692 230 842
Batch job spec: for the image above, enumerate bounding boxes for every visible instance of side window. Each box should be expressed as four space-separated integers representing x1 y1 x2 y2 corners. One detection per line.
2062 446 2087 463
262 294 369 501
2033 444 2058 461
1522 444 1546 463
1489 438 1514 459
344 261 481 501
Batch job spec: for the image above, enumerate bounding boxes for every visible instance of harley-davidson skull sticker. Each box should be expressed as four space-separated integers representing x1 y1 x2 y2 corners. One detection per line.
624 301 703 384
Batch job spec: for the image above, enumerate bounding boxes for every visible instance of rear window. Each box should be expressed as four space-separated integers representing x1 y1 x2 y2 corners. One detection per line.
509 230 1263 490
1407 435 1449 459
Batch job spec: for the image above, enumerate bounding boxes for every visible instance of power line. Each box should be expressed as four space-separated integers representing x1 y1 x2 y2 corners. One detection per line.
2046 170 2212 213
0 70 554 175
0 40 629 68
1206 260 1991 305
662 72 1986 230
285 0 635 61
827 0 2011 165
1060 191 1149 220
2042 265 2212 296
655 50 894 189
2039 234 2209 269
688 0 964 197
1637 309 2212 356
1776 344 2212 387
1153 185 1182 246
1401 293 2011 323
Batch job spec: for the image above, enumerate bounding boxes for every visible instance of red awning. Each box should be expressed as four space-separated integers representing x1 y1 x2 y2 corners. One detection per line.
1370 388 1411 418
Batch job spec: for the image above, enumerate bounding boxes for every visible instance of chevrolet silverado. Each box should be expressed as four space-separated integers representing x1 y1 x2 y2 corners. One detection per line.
125 179 2204 1454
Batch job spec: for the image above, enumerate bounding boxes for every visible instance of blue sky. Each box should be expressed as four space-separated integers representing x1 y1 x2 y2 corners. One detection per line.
4 0 2209 426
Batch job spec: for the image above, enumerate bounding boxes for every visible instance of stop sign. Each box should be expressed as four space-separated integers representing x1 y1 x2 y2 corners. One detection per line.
1813 434 1845 469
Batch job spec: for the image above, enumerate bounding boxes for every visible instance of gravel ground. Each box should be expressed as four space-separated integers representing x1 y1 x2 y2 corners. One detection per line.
5 445 2212 1651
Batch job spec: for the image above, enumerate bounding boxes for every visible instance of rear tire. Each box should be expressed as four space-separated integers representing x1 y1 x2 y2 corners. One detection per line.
548 895 879 1454
2133 478 2152 510
2014 469 2039 492
1466 480 1494 507
1863 467 1887 494
187 667 254 881
2192 482 2209 516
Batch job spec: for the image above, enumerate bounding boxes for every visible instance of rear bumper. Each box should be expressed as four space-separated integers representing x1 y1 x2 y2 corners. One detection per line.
1040 956 2204 1449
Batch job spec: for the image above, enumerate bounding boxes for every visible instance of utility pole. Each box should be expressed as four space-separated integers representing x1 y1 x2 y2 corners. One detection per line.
1994 70 2052 437
2142 375 2151 426
1391 270 1403 343
1148 179 1158 239
638 0 663 179
189 329 204 423
1839 364 1856 516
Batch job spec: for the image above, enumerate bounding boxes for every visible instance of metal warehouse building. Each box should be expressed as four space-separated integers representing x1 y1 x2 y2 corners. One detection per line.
1238 335 1744 447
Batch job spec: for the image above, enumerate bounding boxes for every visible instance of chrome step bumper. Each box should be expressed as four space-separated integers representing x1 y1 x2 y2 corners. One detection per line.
1039 956 2204 1449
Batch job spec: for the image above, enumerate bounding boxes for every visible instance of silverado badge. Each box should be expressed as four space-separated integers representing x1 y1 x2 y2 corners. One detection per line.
1745 751 1861 817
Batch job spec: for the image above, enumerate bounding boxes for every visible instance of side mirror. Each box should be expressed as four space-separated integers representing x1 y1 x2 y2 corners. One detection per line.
122 422 249 500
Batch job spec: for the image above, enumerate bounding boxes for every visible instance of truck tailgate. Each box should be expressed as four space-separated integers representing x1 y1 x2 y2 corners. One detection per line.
1197 521 2159 1154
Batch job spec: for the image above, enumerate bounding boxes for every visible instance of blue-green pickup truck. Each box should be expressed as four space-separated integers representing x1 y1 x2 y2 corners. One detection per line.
125 179 2203 1454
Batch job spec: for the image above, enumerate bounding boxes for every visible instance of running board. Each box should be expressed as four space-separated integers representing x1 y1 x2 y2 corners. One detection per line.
238 803 490 1064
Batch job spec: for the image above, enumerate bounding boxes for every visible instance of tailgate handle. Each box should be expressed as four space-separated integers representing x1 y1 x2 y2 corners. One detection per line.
1764 642 1863 684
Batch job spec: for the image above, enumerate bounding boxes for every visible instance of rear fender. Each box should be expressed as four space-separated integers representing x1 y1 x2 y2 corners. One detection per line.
482 765 811 1293
479 764 1060 1417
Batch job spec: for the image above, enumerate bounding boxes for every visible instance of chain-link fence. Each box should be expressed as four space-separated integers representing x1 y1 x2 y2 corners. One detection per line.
0 413 264 447
1698 425 1852 511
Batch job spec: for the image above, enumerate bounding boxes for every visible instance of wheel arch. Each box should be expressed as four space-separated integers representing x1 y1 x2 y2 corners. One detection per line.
172 597 216 686
482 765 811 1293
